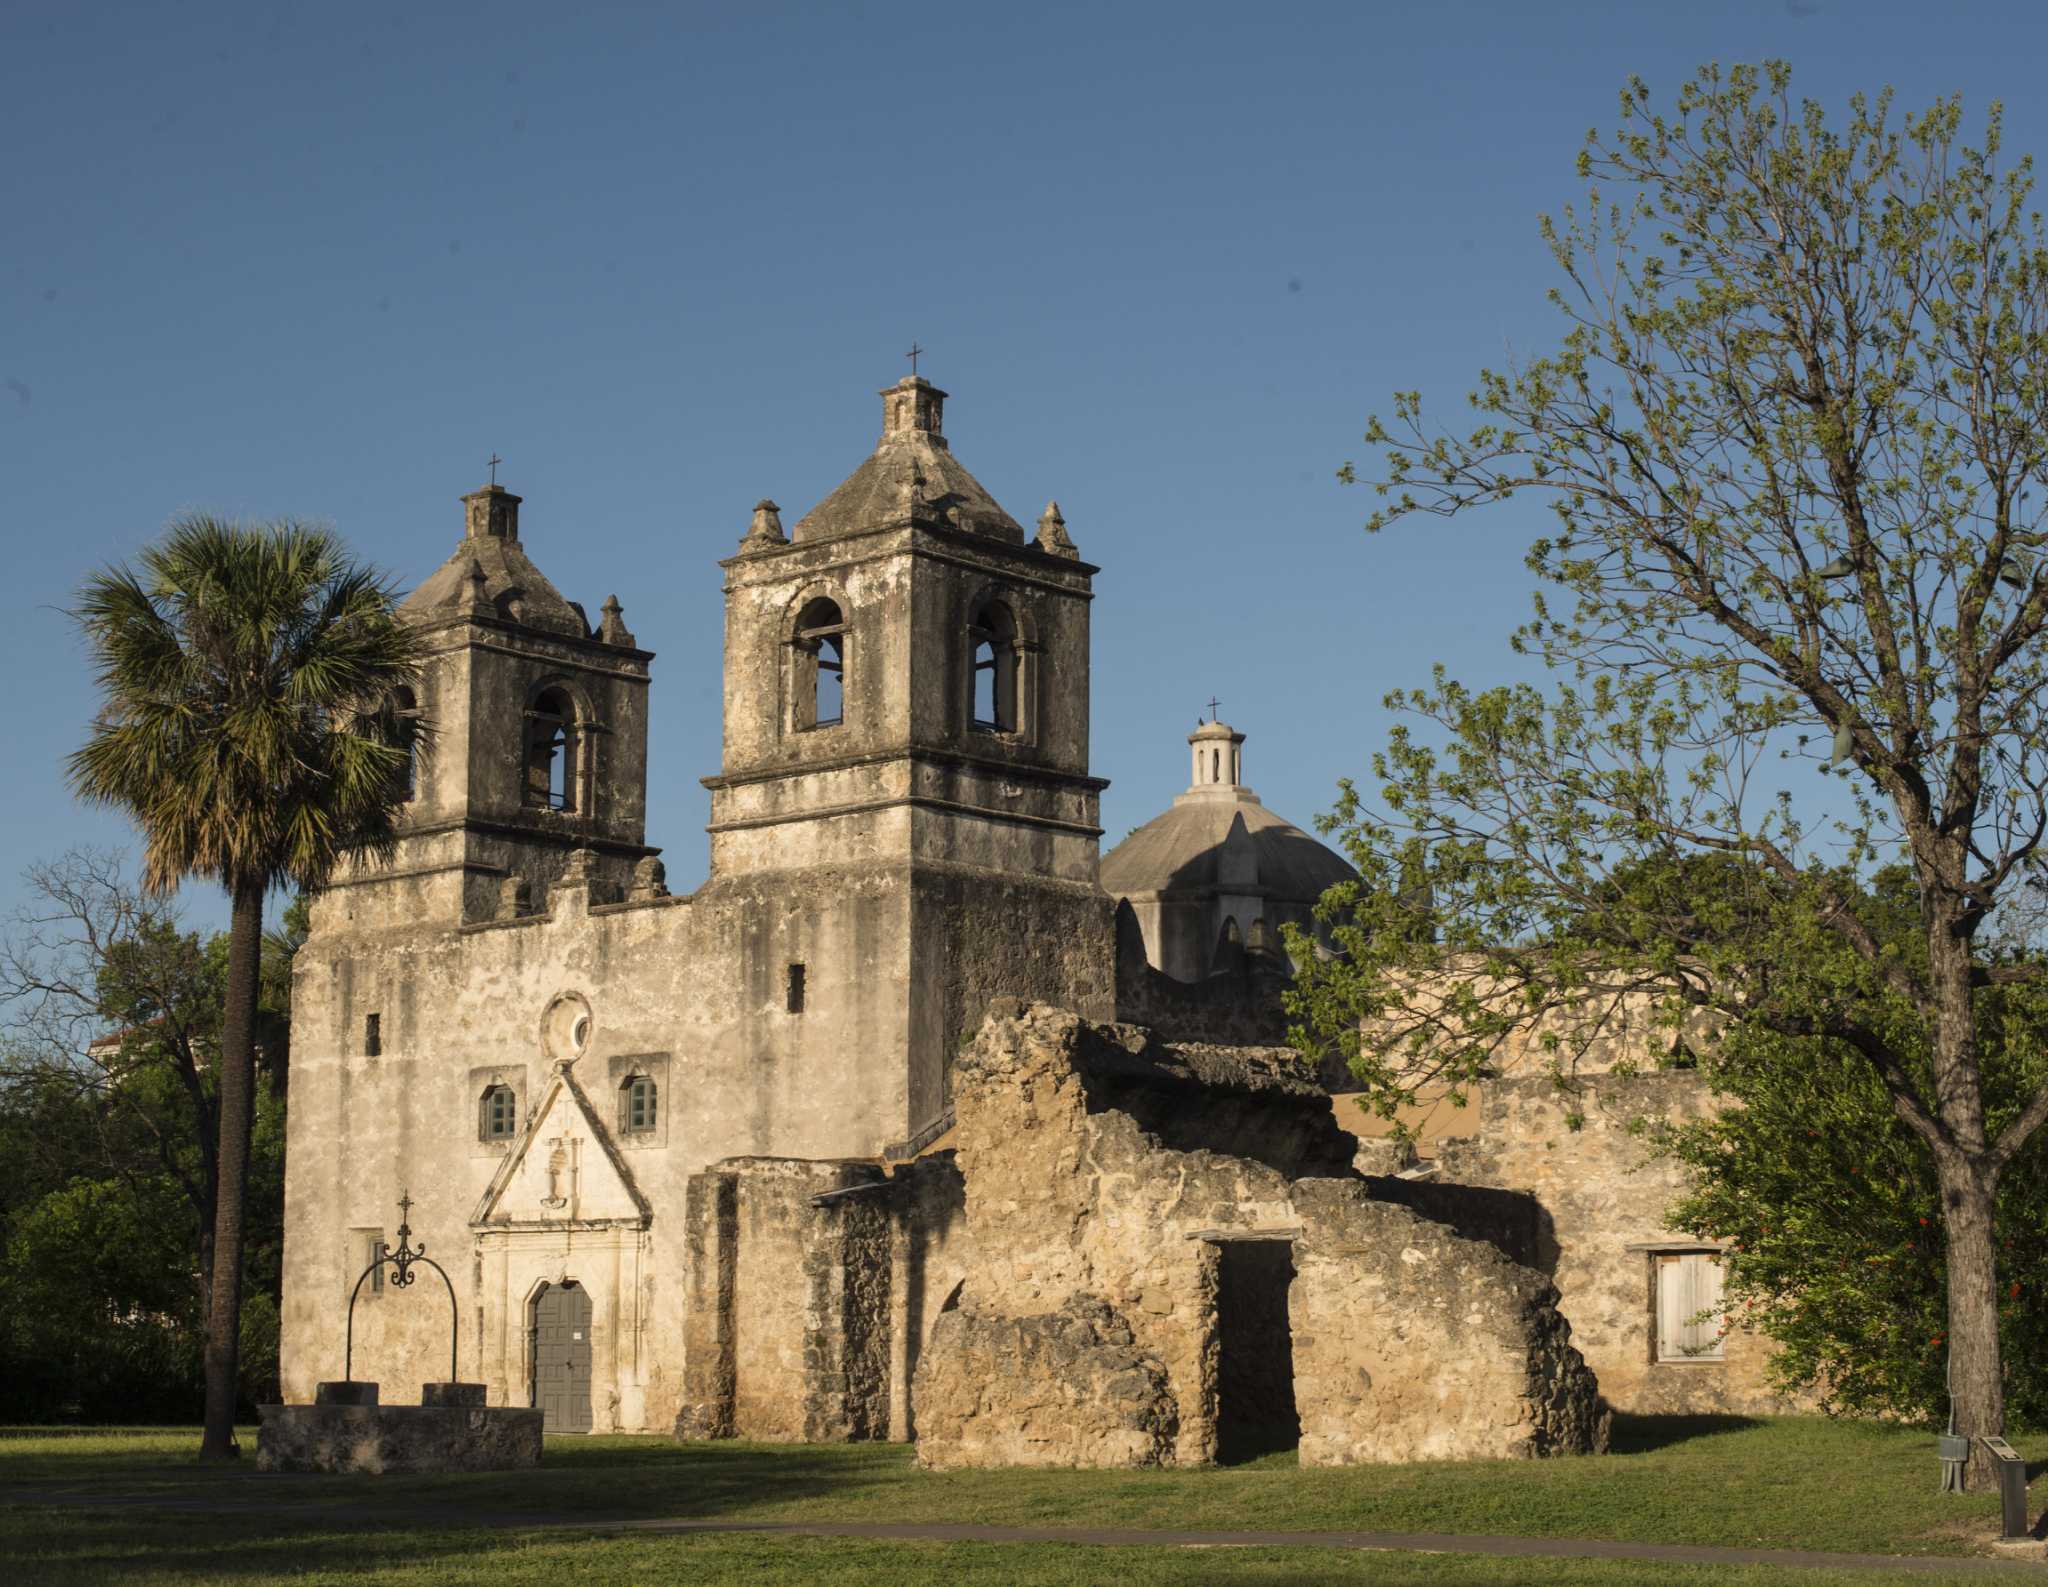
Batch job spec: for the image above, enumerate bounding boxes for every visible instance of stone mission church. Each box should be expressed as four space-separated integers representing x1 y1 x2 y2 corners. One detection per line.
282 375 1784 1462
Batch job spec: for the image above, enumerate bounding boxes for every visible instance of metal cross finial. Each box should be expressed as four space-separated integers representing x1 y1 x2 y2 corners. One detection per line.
396 1190 414 1232
905 342 923 377
1206 696 1221 722
486 453 502 486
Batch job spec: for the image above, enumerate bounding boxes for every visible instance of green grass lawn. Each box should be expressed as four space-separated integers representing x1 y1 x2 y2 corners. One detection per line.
0 1415 2031 1585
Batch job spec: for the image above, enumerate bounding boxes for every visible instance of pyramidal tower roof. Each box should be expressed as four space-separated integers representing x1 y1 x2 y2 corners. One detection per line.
401 483 594 639
789 376 1025 545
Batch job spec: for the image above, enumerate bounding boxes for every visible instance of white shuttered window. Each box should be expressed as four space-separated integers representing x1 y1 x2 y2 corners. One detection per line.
1655 1253 1725 1361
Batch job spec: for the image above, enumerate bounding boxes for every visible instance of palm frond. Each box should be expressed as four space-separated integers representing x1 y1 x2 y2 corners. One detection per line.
71 513 429 899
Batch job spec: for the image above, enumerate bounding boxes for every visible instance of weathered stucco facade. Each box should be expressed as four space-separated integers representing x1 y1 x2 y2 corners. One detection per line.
283 377 1116 1431
282 370 1785 1460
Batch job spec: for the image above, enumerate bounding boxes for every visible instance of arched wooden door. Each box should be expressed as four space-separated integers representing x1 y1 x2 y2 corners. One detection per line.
531 1281 594 1433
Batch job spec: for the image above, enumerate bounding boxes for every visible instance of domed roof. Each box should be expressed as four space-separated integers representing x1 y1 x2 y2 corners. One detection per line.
1100 721 1355 906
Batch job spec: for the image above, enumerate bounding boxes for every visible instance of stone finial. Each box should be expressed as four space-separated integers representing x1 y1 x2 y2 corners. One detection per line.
880 376 947 442
628 855 668 902
598 594 636 648
462 483 522 541
551 849 598 920
496 876 531 920
1036 500 1077 558
739 499 786 552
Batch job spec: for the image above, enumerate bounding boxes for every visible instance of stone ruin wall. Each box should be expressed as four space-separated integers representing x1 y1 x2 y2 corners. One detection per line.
1329 967 1791 1417
1424 1073 1787 1416
909 1002 1607 1468
675 1154 971 1444
663 992 1791 1466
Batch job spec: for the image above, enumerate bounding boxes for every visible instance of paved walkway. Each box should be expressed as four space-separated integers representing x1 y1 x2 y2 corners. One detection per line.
11 1488 2045 1576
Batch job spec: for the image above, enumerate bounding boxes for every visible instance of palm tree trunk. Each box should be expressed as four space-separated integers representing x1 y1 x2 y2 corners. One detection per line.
198 877 263 1462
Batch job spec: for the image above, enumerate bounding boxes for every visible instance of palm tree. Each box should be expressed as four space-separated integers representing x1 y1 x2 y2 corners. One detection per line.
70 515 424 1461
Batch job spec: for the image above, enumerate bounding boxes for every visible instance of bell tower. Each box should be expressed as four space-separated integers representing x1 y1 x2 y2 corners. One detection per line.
708 377 1104 878
316 478 658 931
702 375 1116 1130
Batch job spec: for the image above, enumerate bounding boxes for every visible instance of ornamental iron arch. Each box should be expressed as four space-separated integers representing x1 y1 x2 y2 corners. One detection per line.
343 1191 459 1385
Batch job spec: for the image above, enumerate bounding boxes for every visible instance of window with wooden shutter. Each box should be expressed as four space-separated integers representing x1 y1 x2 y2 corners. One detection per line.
480 1083 518 1142
620 1074 656 1134
1655 1252 1725 1361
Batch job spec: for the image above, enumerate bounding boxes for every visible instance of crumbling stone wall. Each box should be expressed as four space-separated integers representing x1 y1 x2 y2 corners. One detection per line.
1432 1073 1784 1415
913 1294 1179 1468
884 1152 971 1440
676 1153 971 1444
1286 1178 1604 1462
677 1158 892 1440
911 1002 1605 1468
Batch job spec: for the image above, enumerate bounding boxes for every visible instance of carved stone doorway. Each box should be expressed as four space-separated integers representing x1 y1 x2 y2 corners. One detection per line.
531 1280 594 1433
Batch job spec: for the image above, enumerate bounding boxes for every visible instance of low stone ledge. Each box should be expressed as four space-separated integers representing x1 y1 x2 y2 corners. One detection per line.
420 1381 487 1408
256 1402 542 1474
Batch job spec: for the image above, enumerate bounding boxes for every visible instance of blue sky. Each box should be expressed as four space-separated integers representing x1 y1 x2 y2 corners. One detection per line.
5 0 2043 932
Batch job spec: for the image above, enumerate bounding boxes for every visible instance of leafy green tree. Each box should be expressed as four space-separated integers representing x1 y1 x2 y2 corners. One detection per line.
70 519 422 1460
1632 866 2048 1424
0 854 296 1419
1658 1006 2048 1427
1289 64 2048 1482
3 852 230 1303
1 1175 202 1420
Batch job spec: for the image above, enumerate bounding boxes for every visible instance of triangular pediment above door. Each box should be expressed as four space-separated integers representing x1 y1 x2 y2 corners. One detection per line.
471 1065 652 1229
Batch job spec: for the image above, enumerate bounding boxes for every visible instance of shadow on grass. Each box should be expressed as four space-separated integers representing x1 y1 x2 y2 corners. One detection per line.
441 1440 896 1518
1 1434 896 1523
1606 1414 1764 1454
6 1507 530 1585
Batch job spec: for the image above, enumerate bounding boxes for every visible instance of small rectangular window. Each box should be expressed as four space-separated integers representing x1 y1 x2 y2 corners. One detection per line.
481 1084 518 1141
1655 1252 1726 1361
787 962 806 1014
364 1012 381 1057
621 1074 657 1133
355 1229 386 1296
